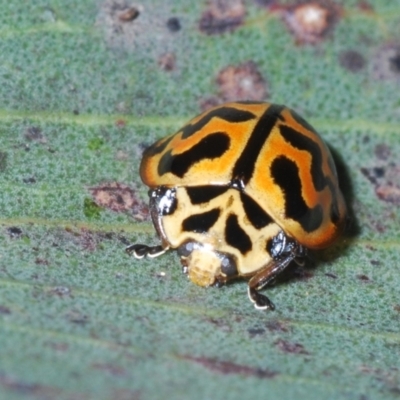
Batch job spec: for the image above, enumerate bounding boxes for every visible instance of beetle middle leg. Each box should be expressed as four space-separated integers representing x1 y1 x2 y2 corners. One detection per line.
248 230 306 310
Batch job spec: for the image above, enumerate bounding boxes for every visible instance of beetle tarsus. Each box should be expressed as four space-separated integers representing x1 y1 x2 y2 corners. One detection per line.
248 287 275 310
126 244 167 259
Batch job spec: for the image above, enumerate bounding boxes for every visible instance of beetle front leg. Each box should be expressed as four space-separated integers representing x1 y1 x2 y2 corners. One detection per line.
126 243 169 259
247 255 295 310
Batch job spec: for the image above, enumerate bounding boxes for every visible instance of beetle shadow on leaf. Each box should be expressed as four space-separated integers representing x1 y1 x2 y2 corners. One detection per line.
325 144 360 260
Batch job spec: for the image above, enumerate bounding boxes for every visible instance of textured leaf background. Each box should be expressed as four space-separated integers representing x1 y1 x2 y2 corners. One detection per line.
1 1 400 399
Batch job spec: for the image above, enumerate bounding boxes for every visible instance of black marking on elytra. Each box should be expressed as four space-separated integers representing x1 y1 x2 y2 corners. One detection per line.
280 125 326 192
232 104 285 185
271 156 323 232
144 135 174 157
240 192 274 229
225 214 252 254
158 132 230 178
181 107 256 139
186 185 228 205
182 208 220 233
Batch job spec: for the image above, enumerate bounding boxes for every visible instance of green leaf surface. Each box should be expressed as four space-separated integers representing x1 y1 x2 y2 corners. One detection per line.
1 1 400 399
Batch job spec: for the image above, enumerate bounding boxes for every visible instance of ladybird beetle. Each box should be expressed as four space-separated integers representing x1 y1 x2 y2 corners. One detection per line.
127 101 346 310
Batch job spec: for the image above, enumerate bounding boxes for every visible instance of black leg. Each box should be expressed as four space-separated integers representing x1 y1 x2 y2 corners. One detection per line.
247 255 295 310
126 244 168 259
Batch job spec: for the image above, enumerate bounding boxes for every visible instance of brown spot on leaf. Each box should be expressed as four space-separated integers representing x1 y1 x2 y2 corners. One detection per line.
92 363 127 377
35 258 49 265
181 355 277 378
393 305 400 312
158 52 176 71
45 341 69 352
248 327 266 337
111 389 142 400
0 152 7 172
199 0 246 35
24 126 47 143
216 61 268 102
97 1 174 54
356 1 374 13
89 182 149 218
372 44 400 82
166 17 181 32
281 1 341 45
376 184 400 205
370 260 380 266
362 164 400 205
265 320 290 333
49 286 71 297
274 339 310 355
0 375 60 398
6 226 23 239
118 6 140 22
374 144 391 160
115 119 126 127
325 272 337 279
339 50 366 73
80 228 98 252
356 274 370 282
66 310 89 325
0 305 11 315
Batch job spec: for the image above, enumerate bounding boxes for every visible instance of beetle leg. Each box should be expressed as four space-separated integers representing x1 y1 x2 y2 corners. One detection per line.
247 254 296 310
126 244 169 259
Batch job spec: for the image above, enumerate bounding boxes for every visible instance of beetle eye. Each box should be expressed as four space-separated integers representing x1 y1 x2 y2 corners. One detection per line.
220 254 238 278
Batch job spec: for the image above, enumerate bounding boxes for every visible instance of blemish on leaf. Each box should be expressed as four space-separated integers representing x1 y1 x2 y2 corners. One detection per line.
158 52 176 71
84 197 102 219
23 176 36 184
118 6 140 22
374 144 391 161
356 1 374 13
6 226 23 239
216 61 268 102
265 320 290 333
280 1 341 45
0 375 60 397
49 286 71 297
92 363 127 377
339 50 366 73
115 119 127 127
166 17 181 32
325 272 337 279
362 164 400 205
356 274 370 282
199 0 246 35
24 126 46 143
248 327 266 337
66 310 89 325
0 305 11 315
35 258 50 266
372 44 400 82
87 137 105 151
181 355 278 378
80 228 98 252
89 182 149 218
0 152 7 172
274 339 310 355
